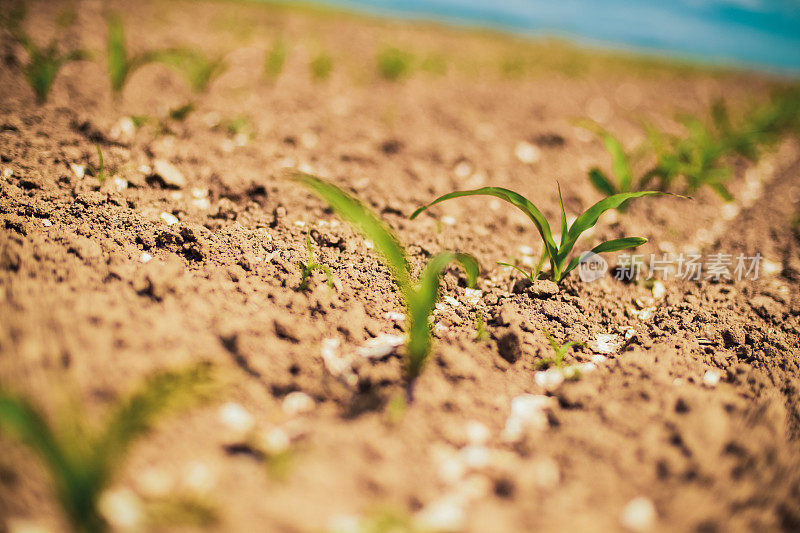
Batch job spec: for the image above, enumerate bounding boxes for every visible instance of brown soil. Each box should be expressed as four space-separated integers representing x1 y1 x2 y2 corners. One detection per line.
1 1 799 532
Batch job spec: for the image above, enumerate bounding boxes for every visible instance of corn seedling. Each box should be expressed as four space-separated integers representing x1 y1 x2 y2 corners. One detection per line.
297 232 334 291
87 144 108 183
412 186 669 283
310 52 333 81
0 365 212 533
264 38 288 78
4 6 88 104
578 121 652 210
294 173 478 391
377 47 413 81
155 49 228 93
107 15 165 97
535 329 583 369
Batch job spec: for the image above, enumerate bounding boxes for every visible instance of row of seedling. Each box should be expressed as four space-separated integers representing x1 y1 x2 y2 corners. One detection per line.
2 7 447 105
580 89 800 203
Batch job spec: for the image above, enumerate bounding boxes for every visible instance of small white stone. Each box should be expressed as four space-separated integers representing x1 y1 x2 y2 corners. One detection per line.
364 239 374 250
358 333 405 359
191 188 208 199
282 391 315 416
139 252 152 263
153 159 186 188
259 427 291 454
702 369 721 388
112 177 128 191
534 368 565 391
594 333 619 353
518 245 535 256
138 164 151 174
42 219 51 227
294 220 306 227
182 461 216 493
438 455 466 484
591 354 607 364
70 163 85 179
98 488 142 529
1 168 12 178
441 215 456 226
444 296 460 307
465 420 491 445
460 445 491 469
110 116 136 140
454 161 472 179
515 141 541 164
761 258 781 275
434 323 449 335
159 212 179 226
298 162 315 174
416 496 465 532
620 496 657 532
192 197 211 210
651 281 666 299
511 394 554 420
383 311 405 321
463 288 481 307
218 402 255 434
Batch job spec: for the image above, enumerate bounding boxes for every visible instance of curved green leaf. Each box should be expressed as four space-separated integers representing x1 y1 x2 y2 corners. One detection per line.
563 237 647 275
602 133 633 191
294 173 411 291
411 187 558 260
588 168 617 196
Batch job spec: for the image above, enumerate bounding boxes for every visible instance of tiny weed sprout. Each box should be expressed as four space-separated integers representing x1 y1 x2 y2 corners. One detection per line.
264 38 288 78
90 144 107 183
536 329 583 369
5 7 88 104
377 47 414 81
412 186 669 283
310 52 333 81
0 365 212 533
298 232 334 292
294 173 479 392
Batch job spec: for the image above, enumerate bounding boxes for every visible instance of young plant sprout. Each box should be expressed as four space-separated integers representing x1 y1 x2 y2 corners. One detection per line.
4 6 88 104
578 121 651 210
0 365 212 533
497 254 547 283
156 49 228 93
89 144 108 183
264 38 288 79
377 47 414 81
297 232 334 291
294 173 479 391
412 186 668 283
106 15 163 97
536 329 583 369
310 52 333 81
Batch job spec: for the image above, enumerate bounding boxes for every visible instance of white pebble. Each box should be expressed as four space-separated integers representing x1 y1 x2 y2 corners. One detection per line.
383 311 405 321
594 333 620 354
534 368 565 391
139 252 152 263
98 488 142 529
42 219 51 227
282 391 315 416
444 296 460 307
441 215 456 226
620 496 657 531
416 496 465 532
464 288 482 306
218 402 255 434
651 281 666 299
518 245 535 256
159 212 179 226
465 420 491 445
358 333 405 359
515 141 541 164
761 258 781 275
70 163 85 179
511 394 554 420
454 161 472 179
702 369 721 388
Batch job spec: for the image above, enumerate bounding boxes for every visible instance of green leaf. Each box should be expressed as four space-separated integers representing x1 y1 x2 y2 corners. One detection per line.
602 133 633 191
588 168 617 196
406 252 478 377
411 187 558 262
563 237 648 275
558 191 667 267
557 184 568 248
294 173 411 292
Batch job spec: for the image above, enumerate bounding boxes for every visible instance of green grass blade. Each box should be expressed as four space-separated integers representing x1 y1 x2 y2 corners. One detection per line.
107 15 128 94
558 184 568 248
497 261 534 281
294 173 411 291
411 187 558 260
406 252 478 378
588 168 617 196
